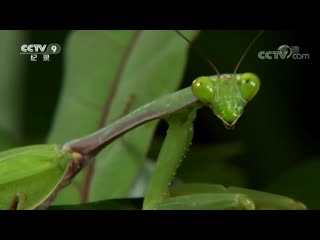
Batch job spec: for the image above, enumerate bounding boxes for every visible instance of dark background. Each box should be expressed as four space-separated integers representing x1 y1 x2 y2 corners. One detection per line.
21 30 319 209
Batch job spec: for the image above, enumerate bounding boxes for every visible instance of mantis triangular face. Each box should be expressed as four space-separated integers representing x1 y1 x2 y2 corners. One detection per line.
191 73 260 129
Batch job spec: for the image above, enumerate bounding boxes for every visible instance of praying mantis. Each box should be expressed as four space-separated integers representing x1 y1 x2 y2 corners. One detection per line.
0 30 307 210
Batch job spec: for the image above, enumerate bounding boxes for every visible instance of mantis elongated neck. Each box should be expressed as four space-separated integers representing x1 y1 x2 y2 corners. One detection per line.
63 87 198 160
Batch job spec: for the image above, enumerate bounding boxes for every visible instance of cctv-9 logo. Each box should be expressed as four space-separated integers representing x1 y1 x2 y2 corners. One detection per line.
20 43 61 54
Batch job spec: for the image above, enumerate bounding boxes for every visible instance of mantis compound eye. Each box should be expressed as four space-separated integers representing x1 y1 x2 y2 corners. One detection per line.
191 76 215 104
238 73 260 101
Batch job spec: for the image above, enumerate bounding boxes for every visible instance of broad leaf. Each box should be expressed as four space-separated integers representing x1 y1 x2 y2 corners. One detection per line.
46 30 199 204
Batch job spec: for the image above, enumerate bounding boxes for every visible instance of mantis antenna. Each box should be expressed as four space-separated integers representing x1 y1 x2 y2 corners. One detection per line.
175 30 220 76
233 30 264 74
176 30 264 76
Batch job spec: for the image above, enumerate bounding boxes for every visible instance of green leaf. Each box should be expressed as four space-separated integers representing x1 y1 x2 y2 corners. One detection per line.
0 30 27 150
265 159 320 210
46 30 199 204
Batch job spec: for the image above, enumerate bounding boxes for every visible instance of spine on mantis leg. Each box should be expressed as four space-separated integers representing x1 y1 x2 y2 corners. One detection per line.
142 106 198 210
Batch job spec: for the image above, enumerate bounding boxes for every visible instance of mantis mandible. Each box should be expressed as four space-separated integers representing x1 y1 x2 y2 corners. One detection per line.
0 30 307 210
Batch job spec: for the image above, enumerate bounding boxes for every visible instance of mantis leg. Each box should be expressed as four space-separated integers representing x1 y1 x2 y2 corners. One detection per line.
142 107 198 210
227 186 307 210
154 193 255 210
8 192 26 210
170 183 307 210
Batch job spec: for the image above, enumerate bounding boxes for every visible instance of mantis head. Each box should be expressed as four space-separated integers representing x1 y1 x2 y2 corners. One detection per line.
192 73 260 129
175 30 263 129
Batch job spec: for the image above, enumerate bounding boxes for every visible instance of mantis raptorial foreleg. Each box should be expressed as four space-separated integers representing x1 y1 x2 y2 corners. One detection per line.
142 106 255 210
142 106 198 209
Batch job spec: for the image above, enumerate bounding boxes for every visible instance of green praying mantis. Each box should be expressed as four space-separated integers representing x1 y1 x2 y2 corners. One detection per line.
0 30 307 210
